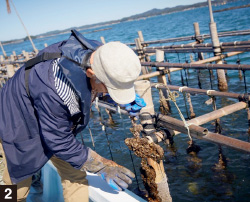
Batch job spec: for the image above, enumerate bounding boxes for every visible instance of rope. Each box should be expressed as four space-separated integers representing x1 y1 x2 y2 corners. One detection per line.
211 96 222 133
165 85 193 141
180 70 185 86
95 97 114 160
117 107 140 189
184 54 189 86
178 86 190 120
208 69 213 89
177 54 185 86
87 124 96 151
184 68 189 87
243 70 248 93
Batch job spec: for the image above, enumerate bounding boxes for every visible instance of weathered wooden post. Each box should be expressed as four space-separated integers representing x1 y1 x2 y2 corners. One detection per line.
137 31 151 64
0 55 4 63
0 42 7 59
135 38 148 75
128 80 172 202
10 55 15 63
207 0 228 91
6 65 15 78
193 22 204 61
193 22 204 88
12 51 17 60
10 0 38 54
156 50 167 85
22 50 30 61
100 36 106 44
156 50 171 115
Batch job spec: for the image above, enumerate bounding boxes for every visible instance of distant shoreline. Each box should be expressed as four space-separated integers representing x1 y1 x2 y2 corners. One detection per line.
2 0 240 45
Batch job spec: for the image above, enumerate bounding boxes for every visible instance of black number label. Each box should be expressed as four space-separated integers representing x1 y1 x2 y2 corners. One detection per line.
0 185 17 202
5 188 12 199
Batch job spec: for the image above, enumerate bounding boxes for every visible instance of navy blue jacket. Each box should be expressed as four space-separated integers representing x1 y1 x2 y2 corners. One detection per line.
0 30 102 184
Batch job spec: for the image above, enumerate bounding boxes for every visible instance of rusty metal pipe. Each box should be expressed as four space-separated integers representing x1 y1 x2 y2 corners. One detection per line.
193 51 243 64
93 101 250 153
151 84 243 99
156 114 250 153
144 47 250 53
203 132 250 153
128 29 250 46
172 102 247 135
140 62 250 71
143 40 250 50
137 51 243 78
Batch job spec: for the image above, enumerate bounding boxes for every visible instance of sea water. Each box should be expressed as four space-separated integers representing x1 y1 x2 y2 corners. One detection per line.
1 1 250 201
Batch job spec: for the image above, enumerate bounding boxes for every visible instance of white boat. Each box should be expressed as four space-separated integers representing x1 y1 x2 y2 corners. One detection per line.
27 161 146 202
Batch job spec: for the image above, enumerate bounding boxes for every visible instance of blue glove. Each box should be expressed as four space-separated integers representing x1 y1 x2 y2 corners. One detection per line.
82 148 135 191
120 94 146 117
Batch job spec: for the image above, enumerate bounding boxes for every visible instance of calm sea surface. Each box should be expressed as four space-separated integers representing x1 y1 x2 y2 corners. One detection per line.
2 1 250 201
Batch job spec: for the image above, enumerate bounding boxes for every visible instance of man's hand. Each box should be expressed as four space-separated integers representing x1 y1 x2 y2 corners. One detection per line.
120 94 146 117
82 148 135 191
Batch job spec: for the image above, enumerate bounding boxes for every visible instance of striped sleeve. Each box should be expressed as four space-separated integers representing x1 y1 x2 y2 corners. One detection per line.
52 59 81 115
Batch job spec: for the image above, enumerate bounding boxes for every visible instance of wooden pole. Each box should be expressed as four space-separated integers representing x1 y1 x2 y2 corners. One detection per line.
0 55 4 63
194 22 204 60
100 36 106 44
135 38 148 75
10 0 38 54
137 31 144 45
208 0 228 91
0 42 7 58
156 50 167 85
137 31 151 68
156 50 171 114
22 50 30 61
6 65 15 78
12 51 17 60
134 80 172 202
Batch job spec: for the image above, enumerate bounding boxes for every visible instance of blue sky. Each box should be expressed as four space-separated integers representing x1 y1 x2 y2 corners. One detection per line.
0 0 206 41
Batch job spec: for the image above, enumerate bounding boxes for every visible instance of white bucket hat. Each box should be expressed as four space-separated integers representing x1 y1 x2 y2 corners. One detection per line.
91 42 141 104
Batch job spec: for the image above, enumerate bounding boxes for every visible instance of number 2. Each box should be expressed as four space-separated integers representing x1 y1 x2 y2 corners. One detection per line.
4 188 12 199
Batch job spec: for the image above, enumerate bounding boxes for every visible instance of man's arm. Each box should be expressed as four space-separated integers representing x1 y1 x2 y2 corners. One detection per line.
33 90 88 169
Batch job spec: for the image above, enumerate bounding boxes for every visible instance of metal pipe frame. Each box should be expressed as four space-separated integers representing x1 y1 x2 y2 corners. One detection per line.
144 40 250 50
151 83 243 99
140 62 250 71
127 29 250 46
143 46 250 53
156 113 250 153
95 100 250 153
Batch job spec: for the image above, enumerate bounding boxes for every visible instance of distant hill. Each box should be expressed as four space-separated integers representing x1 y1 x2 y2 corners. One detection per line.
119 0 239 21
2 0 240 44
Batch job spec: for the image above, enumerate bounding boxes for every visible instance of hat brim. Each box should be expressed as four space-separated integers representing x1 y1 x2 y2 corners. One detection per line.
107 86 136 104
